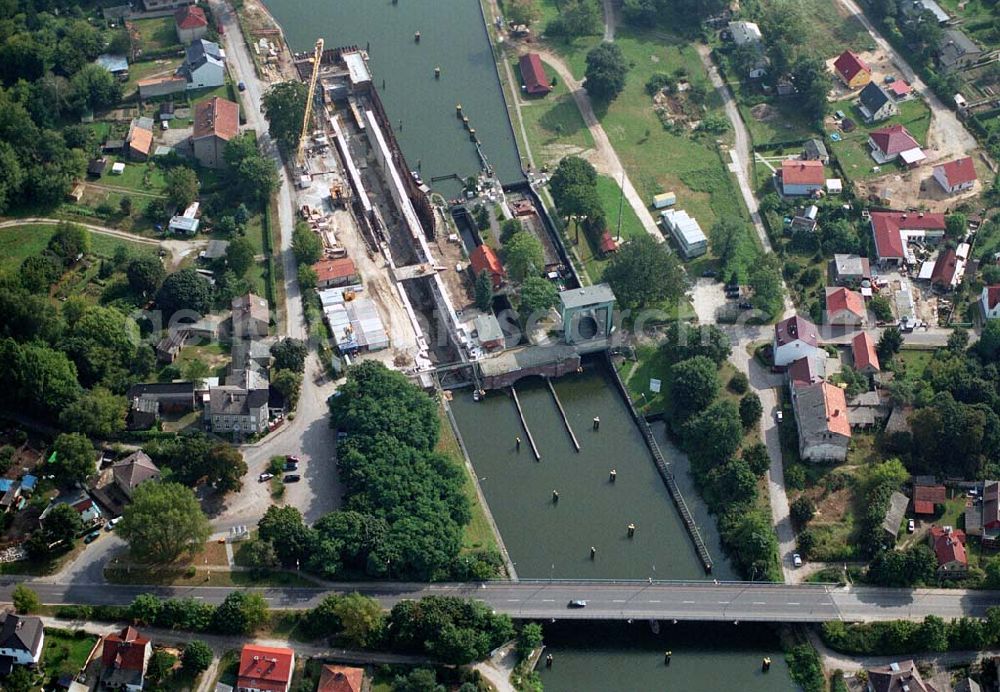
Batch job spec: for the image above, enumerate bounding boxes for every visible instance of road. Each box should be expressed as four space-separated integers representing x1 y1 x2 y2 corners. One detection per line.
210 0 303 340
834 0 978 162
6 579 1000 623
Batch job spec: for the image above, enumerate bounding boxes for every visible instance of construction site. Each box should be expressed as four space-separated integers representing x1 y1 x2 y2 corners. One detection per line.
289 42 593 389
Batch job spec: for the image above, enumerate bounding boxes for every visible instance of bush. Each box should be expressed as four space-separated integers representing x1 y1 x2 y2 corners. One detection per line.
785 464 806 491
182 640 213 673
728 371 749 394
739 392 763 429
785 644 824 692
790 496 815 528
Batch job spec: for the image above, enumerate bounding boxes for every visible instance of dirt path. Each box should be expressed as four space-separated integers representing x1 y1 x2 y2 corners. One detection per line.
530 49 662 240
0 217 161 245
602 0 617 42
834 0 977 163
85 182 168 199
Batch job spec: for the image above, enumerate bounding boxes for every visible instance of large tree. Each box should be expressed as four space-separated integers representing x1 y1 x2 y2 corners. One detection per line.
584 43 629 102
669 355 719 419
271 338 307 373
50 432 95 485
683 399 743 471
58 387 126 438
165 167 199 210
748 254 784 319
709 217 748 277
292 223 323 264
332 592 385 648
225 237 256 277
602 234 684 309
48 222 91 265
118 482 211 564
503 231 544 282
156 268 213 317
518 275 558 321
126 254 166 296
263 81 308 155
549 156 602 221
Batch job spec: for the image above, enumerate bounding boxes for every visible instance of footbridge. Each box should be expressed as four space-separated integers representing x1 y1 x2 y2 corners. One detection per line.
4 579 997 623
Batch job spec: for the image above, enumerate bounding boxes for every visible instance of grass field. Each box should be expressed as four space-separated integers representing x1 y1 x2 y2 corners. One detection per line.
131 16 182 53
0 224 154 273
123 57 184 96
738 97 818 145
518 58 595 166
103 159 169 194
796 0 876 56
576 175 647 280
437 404 500 556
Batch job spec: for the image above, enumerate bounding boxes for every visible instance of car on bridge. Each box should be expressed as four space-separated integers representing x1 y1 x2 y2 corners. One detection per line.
567 599 587 608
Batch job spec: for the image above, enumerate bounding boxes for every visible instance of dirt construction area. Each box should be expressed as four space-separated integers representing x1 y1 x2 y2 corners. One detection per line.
825 48 901 101
854 163 984 212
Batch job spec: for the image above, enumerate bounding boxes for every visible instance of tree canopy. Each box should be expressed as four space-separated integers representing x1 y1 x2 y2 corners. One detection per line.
262 81 308 155
503 231 545 283
156 268 213 318
602 235 684 309
118 482 211 564
584 43 629 101
50 432 95 484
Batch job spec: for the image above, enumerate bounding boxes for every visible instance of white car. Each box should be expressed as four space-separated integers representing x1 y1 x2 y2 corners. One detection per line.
775 410 784 423
907 519 915 533
792 553 802 568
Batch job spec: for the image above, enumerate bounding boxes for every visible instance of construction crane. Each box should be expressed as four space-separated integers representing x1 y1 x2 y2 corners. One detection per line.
295 37 324 171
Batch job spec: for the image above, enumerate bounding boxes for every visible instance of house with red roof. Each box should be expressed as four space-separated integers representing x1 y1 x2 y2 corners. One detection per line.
825 286 866 326
791 380 851 462
869 211 946 266
929 525 968 577
930 247 963 290
174 5 208 44
851 331 880 374
519 54 552 96
913 484 946 515
312 257 359 289
100 626 152 692
469 244 506 290
237 645 295 692
833 50 871 89
888 79 912 101
318 665 365 692
193 96 239 169
599 230 619 256
779 159 825 196
933 156 977 194
867 124 925 166
981 285 1000 320
773 315 820 368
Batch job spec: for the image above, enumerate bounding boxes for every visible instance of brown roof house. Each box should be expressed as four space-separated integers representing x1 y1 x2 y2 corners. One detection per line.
232 293 269 340
100 626 152 692
318 665 365 692
113 451 161 500
193 96 239 169
790 380 851 462
867 660 935 692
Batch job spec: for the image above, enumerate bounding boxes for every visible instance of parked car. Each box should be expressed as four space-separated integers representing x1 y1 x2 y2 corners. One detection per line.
284 474 301 483
284 461 298 471
105 517 122 532
738 301 753 310
286 455 300 463
792 553 802 568
84 531 101 544
775 410 784 423
567 600 587 608
907 519 915 533
238 81 246 91
701 269 718 278
258 472 273 482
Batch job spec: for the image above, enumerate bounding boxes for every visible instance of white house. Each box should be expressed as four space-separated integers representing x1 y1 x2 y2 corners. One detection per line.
933 156 977 194
858 82 897 123
982 285 1000 320
0 613 44 666
728 21 762 46
179 39 225 90
773 315 820 368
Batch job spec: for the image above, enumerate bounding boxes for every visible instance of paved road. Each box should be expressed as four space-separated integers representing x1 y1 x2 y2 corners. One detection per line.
210 0 304 340
6 579 1000 622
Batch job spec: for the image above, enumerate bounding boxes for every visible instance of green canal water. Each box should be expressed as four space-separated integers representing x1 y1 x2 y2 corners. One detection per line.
535 622 797 691
262 0 523 193
450 363 736 582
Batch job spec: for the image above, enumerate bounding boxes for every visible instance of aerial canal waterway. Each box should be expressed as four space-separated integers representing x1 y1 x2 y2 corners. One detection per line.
535 621 797 691
449 361 737 582
262 0 523 194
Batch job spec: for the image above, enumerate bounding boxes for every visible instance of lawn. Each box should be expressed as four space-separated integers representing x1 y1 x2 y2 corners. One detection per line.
123 57 184 96
438 404 500 555
794 0 876 56
104 159 169 195
131 16 183 53
894 347 934 379
575 175 647 280
0 224 154 273
518 58 595 166
827 98 933 182
41 628 98 684
587 27 749 236
622 343 672 415
737 96 818 146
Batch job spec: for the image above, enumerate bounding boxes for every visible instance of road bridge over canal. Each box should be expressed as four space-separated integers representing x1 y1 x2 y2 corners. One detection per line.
3 580 997 623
